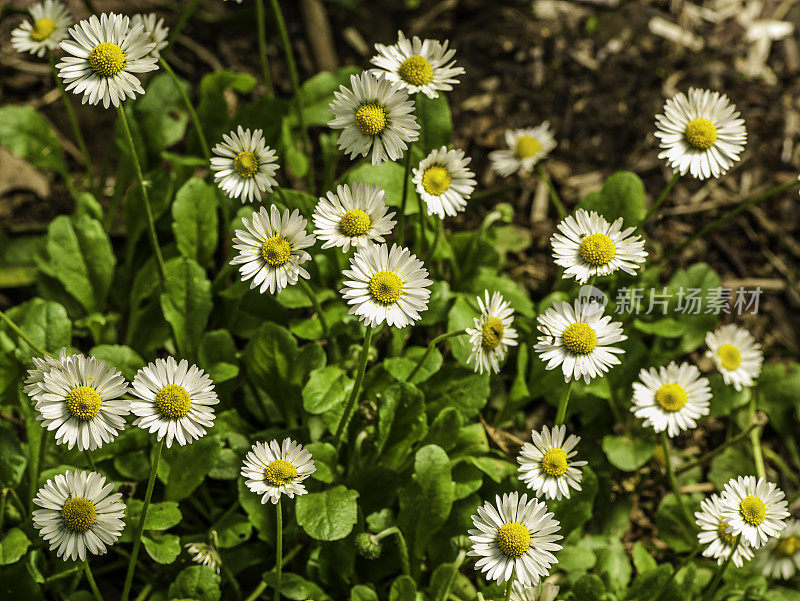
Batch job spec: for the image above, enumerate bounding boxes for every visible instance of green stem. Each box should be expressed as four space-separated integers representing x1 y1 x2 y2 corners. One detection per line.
274 499 282 601
405 330 467 383
133 584 153 601
676 420 761 475
116 106 167 282
700 535 740 601
661 432 693 526
48 50 94 191
83 450 97 472
269 0 314 193
83 561 103 601
749 396 766 479
397 141 415 245
245 582 267 601
158 57 210 158
555 381 573 425
438 549 466 601
222 563 243 601
417 204 428 257
81 0 98 15
163 0 200 57
0 309 48 356
254 0 275 96
334 326 373 452
660 178 800 262
375 527 411 576
120 438 165 601
0 490 7 533
298 279 332 343
536 163 566 219
28 428 47 514
503 572 516 601
642 173 679 226
763 447 800 488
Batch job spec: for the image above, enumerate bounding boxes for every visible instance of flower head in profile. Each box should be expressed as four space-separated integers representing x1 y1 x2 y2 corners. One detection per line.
412 147 476 218
466 290 518 374
720 476 789 549
757 518 800 579
631 361 711 438
705 324 763 391
468 492 562 586
131 13 169 58
512 582 561 601
534 300 626 384
210 126 279 204
328 72 420 165
517 425 586 501
241 438 316 505
490 124 556 177
27 351 130 451
185 535 222 575
370 30 464 99
231 205 316 295
551 209 647 284
57 12 158 108
340 243 432 328
11 0 71 57
33 470 125 561
695 493 754 567
655 88 746 180
312 183 396 252
130 357 218 448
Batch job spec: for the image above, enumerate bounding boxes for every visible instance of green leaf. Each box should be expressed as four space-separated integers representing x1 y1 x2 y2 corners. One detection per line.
708 373 750 417
550 466 598 534
708 444 752 490
631 541 658 574
633 317 686 338
628 565 686 601
136 73 189 158
197 70 257 143
45 215 115 313
162 436 221 502
120 501 183 542
572 573 606 601
375 382 428 469
389 576 417 601
302 366 354 415
0 426 27 488
344 160 420 215
577 171 646 227
415 94 452 154
159 258 213 357
89 345 145 381
299 67 361 126
423 365 490 419
0 528 30 566
666 263 722 354
168 565 221 601
0 105 67 176
237 478 275 542
602 435 657 471
143 533 181 564
172 178 219 266
198 330 240 384
10 299 71 357
296 485 359 541
260 573 332 601
350 585 379 601
383 346 443 384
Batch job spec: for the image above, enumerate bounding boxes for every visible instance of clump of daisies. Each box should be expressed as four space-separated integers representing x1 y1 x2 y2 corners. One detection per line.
719 476 789 549
705 324 763 391
312 183 396 252
695 493 755 567
466 290 518 374
10 0 71 57
757 518 800 580
412 146 476 218
210 126 279 203
517 425 586 500
241 438 316 505
655 88 747 180
490 124 556 177
131 13 170 58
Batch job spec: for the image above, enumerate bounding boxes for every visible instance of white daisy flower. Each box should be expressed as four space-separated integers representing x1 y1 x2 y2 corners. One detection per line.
705 324 763 391
696 493 755 568
27 352 130 451
131 13 169 58
550 209 647 284
241 438 316 505
370 30 464 99
466 290 518 374
23 347 71 397
10 0 71 57
467 492 562 587
412 146 476 218
312 183 396 252
720 476 789 549
630 362 711 438
33 470 125 561
757 518 800 579
57 12 158 109
210 126 279 204
517 425 587 501
534 300 626 384
489 124 556 178
130 357 218 449
328 72 420 165
231 205 316 295
340 243 432 328
654 88 747 180
512 582 561 601
185 540 222 575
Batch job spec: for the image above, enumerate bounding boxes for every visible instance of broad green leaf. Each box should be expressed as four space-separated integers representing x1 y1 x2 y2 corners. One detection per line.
172 178 219 266
350 585 379 601
261 572 332 601
389 576 417 601
120 501 183 542
198 330 239 384
708 372 750 417
665 263 722 354
415 94 452 154
197 70 257 143
302 366 353 415
631 541 658 574
162 436 221 501
8 299 71 357
628 565 686 601
578 171 646 227
0 105 67 176
89 345 145 381
383 346 443 384
298 67 361 126
550 466 598 534
0 528 30 566
296 485 359 541
0 426 27 488
168 565 221 601
237 478 275 543
423 365 490 419
143 533 181 564
375 382 428 469
602 435 657 471
344 160 420 215
159 258 213 357
136 73 189 158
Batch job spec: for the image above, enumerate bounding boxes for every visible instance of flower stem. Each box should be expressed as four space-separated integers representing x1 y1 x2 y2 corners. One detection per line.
274 499 283 601
163 0 200 57
700 535 740 601
398 141 415 245
158 57 210 158
83 450 97 472
245 582 267 601
116 106 167 283
555 381 573 425
334 326 373 452
661 431 693 526
375 527 411 576
0 309 48 356
298 279 332 344
48 50 94 191
676 419 761 475
28 428 47 514
405 330 467 383
749 396 766 479
503 572 516 601
255 0 275 96
0 490 7 533
121 438 165 601
437 549 466 601
641 173 679 227
83 561 103 601
536 163 566 219
417 204 428 257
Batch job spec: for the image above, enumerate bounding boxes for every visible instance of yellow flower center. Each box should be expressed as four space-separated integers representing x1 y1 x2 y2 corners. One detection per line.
155 384 191 419
775 535 800 558
481 317 505 351
369 270 403 304
515 135 543 159
716 519 736 546
655 383 688 412
233 151 259 178
496 522 531 558
717 344 742 371
579 233 616 266
739 495 767 526
88 42 126 77
398 55 434 86
541 448 569 477
685 118 717 150
264 459 298 487
340 209 372 237
562 322 597 355
61 497 97 533
355 104 387 136
261 235 292 267
65 386 102 421
31 18 55 41
421 166 452 196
